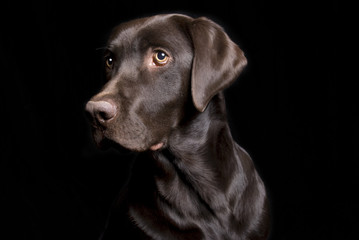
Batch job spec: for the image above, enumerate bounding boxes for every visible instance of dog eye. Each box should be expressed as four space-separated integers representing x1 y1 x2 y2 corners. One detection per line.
105 56 114 69
153 51 169 66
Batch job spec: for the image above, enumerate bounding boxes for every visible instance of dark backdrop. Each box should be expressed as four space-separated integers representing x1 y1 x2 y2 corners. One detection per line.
2 1 354 240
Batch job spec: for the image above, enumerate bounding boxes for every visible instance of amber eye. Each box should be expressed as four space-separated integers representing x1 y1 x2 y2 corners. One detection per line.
153 51 169 66
105 56 114 69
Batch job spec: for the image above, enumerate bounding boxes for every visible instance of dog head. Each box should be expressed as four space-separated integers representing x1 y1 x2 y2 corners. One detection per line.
85 14 247 152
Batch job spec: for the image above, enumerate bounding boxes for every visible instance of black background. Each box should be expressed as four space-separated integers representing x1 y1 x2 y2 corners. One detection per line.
1 1 355 240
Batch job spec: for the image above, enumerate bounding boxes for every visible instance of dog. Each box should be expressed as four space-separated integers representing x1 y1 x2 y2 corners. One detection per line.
85 13 270 240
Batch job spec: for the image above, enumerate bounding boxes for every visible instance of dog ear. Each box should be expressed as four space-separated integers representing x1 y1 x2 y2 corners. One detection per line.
188 17 247 112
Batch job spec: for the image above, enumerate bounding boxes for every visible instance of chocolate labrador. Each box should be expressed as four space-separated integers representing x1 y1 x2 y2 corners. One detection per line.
86 14 270 240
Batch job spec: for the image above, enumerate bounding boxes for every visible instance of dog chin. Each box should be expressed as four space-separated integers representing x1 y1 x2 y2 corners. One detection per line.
92 128 160 152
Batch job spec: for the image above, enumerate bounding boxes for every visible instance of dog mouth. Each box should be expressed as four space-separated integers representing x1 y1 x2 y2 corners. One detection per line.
90 124 164 152
90 128 133 154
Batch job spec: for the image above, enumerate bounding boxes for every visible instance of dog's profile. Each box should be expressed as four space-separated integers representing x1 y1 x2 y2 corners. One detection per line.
86 14 270 240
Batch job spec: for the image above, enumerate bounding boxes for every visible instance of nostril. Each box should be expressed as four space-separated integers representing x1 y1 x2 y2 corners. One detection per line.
85 100 117 122
98 108 113 121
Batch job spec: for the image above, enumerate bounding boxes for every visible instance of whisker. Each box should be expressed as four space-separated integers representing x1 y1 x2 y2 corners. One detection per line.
96 46 108 51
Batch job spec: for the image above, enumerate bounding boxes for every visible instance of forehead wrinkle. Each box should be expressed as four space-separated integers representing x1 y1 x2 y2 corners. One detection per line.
107 16 160 48
108 14 188 50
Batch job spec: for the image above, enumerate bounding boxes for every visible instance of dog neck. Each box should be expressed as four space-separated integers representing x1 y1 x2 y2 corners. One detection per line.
149 93 248 218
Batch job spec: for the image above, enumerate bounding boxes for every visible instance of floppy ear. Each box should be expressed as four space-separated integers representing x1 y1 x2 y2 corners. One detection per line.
188 17 247 112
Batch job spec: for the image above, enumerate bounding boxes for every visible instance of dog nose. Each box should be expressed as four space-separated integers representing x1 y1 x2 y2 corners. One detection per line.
85 100 117 122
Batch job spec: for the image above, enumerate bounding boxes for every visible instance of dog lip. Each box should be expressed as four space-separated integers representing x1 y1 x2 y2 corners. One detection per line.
92 128 106 148
150 142 164 151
